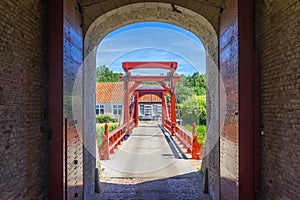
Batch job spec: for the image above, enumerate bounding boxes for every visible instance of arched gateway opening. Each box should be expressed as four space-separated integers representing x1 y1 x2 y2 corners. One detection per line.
82 2 222 199
49 1 257 200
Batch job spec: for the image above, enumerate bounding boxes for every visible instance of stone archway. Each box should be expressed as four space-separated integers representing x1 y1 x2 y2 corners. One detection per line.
82 2 223 199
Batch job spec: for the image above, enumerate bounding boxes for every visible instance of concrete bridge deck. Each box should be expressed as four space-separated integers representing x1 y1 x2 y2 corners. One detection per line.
100 122 199 178
95 122 211 199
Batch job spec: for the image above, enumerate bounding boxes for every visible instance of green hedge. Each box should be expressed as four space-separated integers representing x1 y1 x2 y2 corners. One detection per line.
96 123 119 135
96 115 118 123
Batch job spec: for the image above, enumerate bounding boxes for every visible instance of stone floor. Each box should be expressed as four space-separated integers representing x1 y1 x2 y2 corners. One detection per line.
94 172 211 200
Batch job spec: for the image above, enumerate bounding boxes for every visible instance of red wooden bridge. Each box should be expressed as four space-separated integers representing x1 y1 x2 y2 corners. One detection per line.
98 62 203 166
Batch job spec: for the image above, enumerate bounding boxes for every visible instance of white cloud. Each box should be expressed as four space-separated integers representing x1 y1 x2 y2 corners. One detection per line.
96 24 206 75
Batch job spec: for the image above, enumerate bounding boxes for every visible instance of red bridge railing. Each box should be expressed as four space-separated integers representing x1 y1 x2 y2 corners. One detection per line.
99 119 203 160
98 119 135 160
164 120 203 160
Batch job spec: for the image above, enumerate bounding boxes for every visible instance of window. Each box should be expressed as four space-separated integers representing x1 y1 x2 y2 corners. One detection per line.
152 104 162 115
139 105 145 116
144 105 152 116
112 104 123 116
96 104 105 115
157 105 162 115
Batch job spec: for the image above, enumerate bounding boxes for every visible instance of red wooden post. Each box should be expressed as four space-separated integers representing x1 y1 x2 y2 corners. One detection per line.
98 123 109 160
48 0 64 198
105 124 110 156
191 122 203 160
171 92 177 125
170 91 177 135
134 91 139 126
105 123 108 138
192 122 196 135
123 78 130 132
162 91 166 126
187 123 197 154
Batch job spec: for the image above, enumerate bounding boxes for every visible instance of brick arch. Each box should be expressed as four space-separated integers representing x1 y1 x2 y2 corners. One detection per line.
84 3 218 59
80 1 223 33
82 2 222 199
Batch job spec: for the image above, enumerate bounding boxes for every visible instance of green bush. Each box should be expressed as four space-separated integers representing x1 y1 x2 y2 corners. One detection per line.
96 115 118 123
96 123 119 136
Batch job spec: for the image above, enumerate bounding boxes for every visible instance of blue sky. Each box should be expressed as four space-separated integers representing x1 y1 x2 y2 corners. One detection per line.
96 22 206 75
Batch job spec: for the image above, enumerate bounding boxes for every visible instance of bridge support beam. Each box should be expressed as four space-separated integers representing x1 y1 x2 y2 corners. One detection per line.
121 62 180 132
161 91 167 125
123 77 130 133
134 91 139 126
171 92 176 124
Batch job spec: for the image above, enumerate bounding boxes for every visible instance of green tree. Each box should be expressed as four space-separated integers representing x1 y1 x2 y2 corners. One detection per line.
197 95 206 125
96 65 123 82
181 95 206 126
175 73 206 103
181 95 200 126
187 72 206 96
175 73 206 124
176 75 195 103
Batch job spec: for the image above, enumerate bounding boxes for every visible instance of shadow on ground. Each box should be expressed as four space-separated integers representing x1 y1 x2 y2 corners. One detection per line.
94 172 211 200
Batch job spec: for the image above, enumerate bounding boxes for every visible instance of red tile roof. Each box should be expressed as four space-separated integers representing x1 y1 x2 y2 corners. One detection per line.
96 82 124 103
96 82 162 103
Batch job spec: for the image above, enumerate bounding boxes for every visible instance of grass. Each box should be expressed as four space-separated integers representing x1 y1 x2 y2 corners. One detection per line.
184 124 206 146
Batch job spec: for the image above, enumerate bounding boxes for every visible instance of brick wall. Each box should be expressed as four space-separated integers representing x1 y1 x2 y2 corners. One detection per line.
255 1 300 199
0 0 48 199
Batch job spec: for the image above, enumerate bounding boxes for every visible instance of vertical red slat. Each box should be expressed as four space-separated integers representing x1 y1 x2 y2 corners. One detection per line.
135 92 139 126
238 0 254 199
48 0 63 199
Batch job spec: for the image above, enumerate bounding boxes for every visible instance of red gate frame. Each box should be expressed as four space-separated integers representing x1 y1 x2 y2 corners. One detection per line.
120 62 180 133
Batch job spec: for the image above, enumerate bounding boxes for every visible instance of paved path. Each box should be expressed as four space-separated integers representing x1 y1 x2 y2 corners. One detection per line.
94 122 211 199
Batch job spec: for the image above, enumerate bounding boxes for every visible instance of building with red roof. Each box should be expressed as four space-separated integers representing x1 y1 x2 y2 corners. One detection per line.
96 82 162 119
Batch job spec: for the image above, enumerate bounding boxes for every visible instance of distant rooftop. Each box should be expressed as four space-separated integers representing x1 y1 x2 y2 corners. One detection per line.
96 82 162 103
136 85 164 90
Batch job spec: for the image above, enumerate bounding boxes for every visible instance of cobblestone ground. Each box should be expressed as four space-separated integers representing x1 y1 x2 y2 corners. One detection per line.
94 172 211 200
